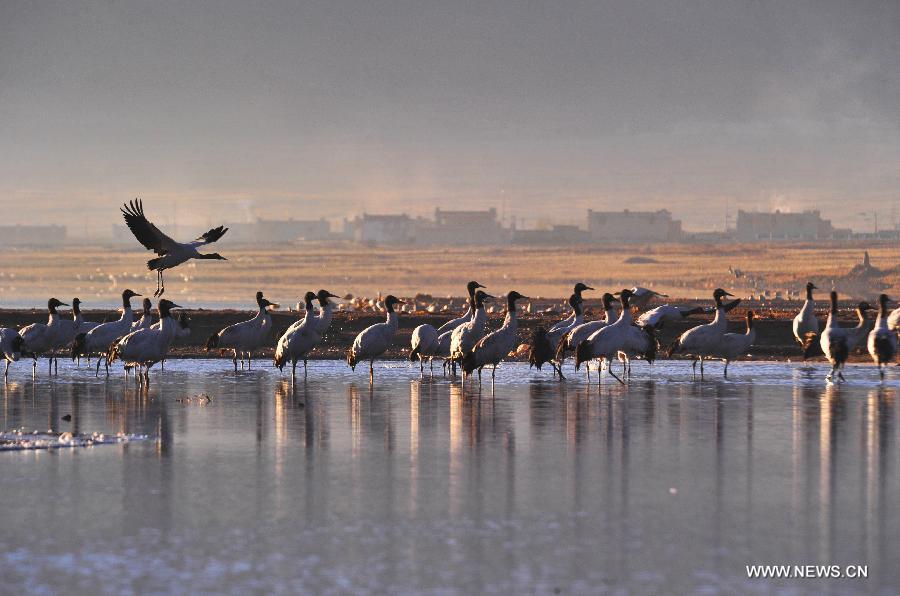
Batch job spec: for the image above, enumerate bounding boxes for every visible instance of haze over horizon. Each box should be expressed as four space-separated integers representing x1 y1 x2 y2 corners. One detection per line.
2 0 899 236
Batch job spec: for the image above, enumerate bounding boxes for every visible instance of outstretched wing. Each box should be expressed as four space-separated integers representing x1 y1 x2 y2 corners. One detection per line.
191 225 229 247
120 199 177 255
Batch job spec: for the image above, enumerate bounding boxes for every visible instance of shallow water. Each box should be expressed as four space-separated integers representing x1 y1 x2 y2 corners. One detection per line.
1 359 898 594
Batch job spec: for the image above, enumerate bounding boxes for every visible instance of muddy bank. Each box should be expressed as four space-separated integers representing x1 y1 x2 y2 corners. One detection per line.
1 297 882 364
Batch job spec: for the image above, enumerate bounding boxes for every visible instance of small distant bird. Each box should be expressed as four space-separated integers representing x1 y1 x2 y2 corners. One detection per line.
868 294 897 380
347 295 404 383
61 414 72 422
120 199 228 297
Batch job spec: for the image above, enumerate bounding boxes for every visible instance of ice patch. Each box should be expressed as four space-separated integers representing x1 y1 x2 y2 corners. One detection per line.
0 429 152 451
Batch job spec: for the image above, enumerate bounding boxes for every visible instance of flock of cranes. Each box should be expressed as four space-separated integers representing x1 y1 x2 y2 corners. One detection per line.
0 201 898 385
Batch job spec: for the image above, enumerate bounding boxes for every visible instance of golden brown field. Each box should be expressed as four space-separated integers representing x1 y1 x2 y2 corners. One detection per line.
0 241 897 308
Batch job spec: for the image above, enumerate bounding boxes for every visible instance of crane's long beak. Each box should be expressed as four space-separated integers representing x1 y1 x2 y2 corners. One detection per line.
585 286 595 291
170 303 183 309
59 302 70 306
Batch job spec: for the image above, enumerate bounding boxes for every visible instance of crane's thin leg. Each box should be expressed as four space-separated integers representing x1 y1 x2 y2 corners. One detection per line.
700 356 704 380
692 358 697 377
303 358 308 378
291 359 297 385
492 364 497 381
232 351 238 372
369 360 374 384
724 361 729 379
248 352 252 369
607 364 626 386
160 271 165 297
4 360 9 380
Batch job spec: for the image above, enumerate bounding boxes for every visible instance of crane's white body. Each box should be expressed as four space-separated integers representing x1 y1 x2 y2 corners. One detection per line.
410 324 440 372
793 298 818 344
276 299 324 381
846 305 872 352
132 306 154 331
888 307 899 331
212 307 273 368
1 327 23 378
466 304 520 381
110 308 181 381
80 307 135 355
347 297 402 382
560 305 618 353
820 299 849 382
638 305 698 328
450 304 488 362
20 302 73 374
628 287 668 311
868 298 897 379
578 305 642 383
673 305 730 359
710 316 756 377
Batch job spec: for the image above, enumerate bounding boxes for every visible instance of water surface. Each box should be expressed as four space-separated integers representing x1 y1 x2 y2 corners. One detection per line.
1 360 898 594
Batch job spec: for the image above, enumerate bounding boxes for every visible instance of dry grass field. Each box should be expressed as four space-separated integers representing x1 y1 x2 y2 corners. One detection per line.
0 241 897 308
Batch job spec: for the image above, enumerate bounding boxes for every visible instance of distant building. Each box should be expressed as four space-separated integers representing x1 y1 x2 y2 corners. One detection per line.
424 208 508 245
586 209 682 242
0 224 68 246
512 224 589 245
346 213 419 245
734 210 851 241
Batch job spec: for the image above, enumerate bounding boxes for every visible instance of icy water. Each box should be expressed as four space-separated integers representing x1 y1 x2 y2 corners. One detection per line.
1 360 898 594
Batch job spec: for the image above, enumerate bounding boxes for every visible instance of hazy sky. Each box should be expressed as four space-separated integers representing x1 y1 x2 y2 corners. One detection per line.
2 0 899 235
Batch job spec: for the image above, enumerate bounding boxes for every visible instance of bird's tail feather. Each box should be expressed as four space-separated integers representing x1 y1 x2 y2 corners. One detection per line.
554 335 569 363
802 333 822 360
461 349 478 374
574 340 592 371
106 344 120 367
665 338 682 358
205 333 219 351
71 333 87 360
